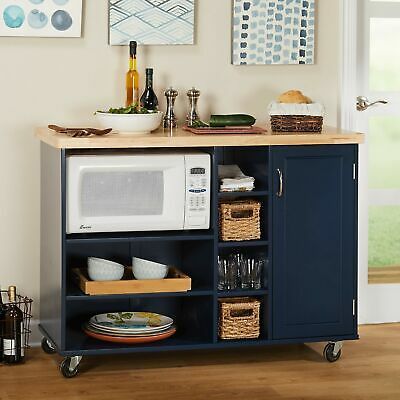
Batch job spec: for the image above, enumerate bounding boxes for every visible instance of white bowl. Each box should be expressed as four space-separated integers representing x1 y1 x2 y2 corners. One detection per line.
87 257 125 281
132 257 169 280
95 111 163 134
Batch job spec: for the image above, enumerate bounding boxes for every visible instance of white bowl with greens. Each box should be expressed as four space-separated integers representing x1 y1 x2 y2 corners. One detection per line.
96 105 163 134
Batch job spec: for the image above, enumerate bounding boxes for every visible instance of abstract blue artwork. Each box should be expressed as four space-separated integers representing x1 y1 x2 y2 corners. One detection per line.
0 0 82 37
232 0 315 65
109 0 195 45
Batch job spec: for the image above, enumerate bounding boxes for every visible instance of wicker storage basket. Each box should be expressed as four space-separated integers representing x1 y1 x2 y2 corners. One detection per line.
219 200 261 242
270 115 323 133
218 297 260 340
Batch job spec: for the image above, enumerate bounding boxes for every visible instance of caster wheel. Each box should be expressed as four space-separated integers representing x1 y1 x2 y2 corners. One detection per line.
41 338 56 355
324 343 342 363
60 358 80 378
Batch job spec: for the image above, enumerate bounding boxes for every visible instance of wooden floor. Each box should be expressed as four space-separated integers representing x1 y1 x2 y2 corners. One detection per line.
1 324 399 400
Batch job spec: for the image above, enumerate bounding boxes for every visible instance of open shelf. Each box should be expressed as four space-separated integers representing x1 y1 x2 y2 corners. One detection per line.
65 295 215 354
62 337 277 356
216 338 269 347
66 240 216 297
64 325 215 356
216 147 269 193
218 190 269 199
62 317 273 356
66 230 215 244
218 240 269 248
66 287 214 301
217 294 269 342
217 289 268 297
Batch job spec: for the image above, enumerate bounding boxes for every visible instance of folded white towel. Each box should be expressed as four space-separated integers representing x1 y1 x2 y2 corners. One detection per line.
218 165 255 192
221 178 254 186
268 101 325 117
220 182 254 192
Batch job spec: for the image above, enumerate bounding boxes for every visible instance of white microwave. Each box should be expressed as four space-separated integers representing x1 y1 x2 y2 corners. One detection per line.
66 152 211 234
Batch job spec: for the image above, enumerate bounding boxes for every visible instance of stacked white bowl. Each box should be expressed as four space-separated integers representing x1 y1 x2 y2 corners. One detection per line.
132 257 169 280
87 257 125 281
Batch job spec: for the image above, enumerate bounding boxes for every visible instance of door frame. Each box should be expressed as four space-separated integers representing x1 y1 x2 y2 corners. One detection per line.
340 0 400 324
339 0 359 132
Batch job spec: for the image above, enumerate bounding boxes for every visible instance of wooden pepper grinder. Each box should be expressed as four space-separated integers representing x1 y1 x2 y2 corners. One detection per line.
163 87 179 129
186 87 201 127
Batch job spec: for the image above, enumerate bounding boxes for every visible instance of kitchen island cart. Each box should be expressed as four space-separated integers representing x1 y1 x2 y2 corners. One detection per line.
36 127 364 377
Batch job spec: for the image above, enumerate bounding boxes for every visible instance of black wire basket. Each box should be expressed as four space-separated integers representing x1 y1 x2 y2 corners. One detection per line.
1 291 33 357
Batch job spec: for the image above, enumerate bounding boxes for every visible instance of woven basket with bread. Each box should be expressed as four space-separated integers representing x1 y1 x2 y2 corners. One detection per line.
269 90 324 133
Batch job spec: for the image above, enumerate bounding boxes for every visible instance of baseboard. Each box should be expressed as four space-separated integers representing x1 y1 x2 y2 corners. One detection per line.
368 266 400 285
29 319 41 348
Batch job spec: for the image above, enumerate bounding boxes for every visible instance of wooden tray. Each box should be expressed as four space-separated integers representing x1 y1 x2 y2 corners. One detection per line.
183 126 267 135
72 267 191 296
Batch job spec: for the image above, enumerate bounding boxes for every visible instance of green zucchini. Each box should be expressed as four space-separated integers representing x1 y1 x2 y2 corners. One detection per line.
190 119 209 128
209 114 256 128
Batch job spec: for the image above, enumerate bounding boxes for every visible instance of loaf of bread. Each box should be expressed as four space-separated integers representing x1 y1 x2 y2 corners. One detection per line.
278 90 312 104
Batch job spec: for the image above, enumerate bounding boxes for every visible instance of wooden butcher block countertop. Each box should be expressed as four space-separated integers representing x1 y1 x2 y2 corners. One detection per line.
35 126 365 149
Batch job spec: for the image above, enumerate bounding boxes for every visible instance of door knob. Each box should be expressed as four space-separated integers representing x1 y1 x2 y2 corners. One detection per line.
356 96 388 111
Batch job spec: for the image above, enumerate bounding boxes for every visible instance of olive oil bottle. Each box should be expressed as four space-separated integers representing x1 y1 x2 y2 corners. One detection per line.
126 41 139 107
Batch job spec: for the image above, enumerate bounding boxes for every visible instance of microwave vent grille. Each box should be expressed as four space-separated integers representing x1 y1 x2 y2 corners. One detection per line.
81 171 164 217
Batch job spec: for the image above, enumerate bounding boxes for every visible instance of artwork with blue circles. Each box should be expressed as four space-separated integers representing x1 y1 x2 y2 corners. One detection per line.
232 0 316 65
0 0 82 37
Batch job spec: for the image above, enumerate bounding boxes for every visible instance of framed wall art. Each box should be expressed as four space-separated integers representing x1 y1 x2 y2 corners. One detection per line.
0 0 83 38
233 0 316 65
109 0 195 45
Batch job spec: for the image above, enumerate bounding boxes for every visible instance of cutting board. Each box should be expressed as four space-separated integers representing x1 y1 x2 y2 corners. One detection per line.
183 126 268 135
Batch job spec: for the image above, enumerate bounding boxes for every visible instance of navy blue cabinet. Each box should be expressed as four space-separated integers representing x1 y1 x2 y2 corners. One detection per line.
39 142 361 376
271 145 358 340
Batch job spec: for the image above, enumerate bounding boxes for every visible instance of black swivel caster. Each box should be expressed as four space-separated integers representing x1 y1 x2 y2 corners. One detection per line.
41 338 56 355
324 342 342 363
60 356 82 378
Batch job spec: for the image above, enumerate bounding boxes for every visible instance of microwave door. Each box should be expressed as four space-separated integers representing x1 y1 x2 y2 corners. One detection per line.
67 155 186 233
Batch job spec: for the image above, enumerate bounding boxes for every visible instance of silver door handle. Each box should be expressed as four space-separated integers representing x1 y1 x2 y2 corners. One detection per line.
357 96 388 111
276 168 283 198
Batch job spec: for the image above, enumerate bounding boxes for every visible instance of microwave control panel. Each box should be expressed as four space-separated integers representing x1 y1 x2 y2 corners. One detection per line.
184 154 211 230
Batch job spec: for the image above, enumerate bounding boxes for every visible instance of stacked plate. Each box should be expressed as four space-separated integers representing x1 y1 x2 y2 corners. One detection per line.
83 312 176 344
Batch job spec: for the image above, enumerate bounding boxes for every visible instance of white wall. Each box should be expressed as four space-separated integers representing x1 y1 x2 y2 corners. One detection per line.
0 0 341 326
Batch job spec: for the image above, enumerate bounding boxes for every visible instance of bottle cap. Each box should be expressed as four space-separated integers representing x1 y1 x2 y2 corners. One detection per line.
130 41 137 57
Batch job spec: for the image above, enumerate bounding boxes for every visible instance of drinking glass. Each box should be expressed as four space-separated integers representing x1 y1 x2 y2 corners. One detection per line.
219 253 266 291
218 257 228 291
239 256 251 289
218 256 238 291
249 259 263 289
226 257 238 290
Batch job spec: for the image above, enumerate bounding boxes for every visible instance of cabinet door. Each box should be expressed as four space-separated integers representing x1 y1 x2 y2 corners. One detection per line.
272 145 358 340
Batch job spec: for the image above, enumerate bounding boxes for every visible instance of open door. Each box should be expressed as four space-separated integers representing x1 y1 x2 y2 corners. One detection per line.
345 0 400 323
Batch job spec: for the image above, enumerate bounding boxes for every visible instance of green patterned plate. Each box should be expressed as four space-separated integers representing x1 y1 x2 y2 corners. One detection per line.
89 312 173 333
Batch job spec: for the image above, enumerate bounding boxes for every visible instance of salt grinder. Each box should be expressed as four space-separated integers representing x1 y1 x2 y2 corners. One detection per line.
163 87 179 129
186 87 201 127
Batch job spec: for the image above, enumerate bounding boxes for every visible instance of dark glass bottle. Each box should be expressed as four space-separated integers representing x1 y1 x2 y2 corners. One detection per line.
140 68 159 110
3 286 24 364
0 290 5 362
